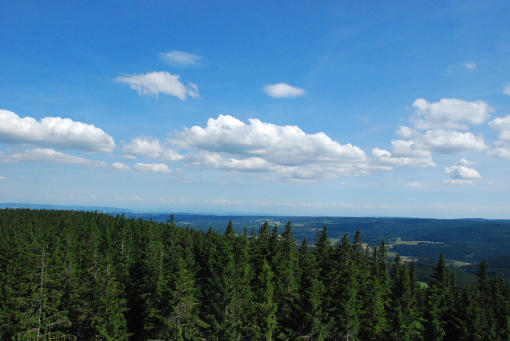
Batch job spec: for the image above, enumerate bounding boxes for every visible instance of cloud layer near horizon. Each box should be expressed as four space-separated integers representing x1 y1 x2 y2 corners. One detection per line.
2 97 509 186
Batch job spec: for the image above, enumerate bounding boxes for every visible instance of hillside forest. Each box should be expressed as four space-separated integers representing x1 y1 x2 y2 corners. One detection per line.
0 209 509 340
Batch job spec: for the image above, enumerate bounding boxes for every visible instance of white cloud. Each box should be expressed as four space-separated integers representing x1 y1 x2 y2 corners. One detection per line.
161 149 184 162
443 179 477 185
445 164 481 179
387 98 490 156
0 109 115 152
443 164 481 185
123 136 183 162
396 126 414 139
134 162 171 174
214 198 241 205
115 195 142 201
488 115 510 159
406 182 421 188
2 148 107 166
176 115 365 165
489 115 510 141
411 98 490 130
0 176 5 180
173 115 369 179
116 71 199 100
159 50 203 66
187 82 199 98
263 83 306 98
112 162 130 171
489 146 510 159
123 137 163 158
503 84 510 96
462 62 477 70
457 158 474 166
420 130 487 153
372 140 435 168
395 128 487 155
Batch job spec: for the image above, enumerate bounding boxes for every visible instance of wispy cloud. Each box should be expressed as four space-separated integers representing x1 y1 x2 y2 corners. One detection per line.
134 162 171 174
462 62 477 70
1 148 107 167
504 84 510 96
114 195 142 201
263 83 306 98
0 109 115 152
159 50 203 66
116 71 199 100
112 162 130 171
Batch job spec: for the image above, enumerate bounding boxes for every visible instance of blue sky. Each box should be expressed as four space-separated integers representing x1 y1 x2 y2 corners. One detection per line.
1 1 510 217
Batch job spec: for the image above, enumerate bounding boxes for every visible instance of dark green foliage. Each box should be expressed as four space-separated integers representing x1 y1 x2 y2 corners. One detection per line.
0 209 509 340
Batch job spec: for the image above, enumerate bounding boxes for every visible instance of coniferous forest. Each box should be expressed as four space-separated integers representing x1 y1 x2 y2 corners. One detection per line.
1 209 510 340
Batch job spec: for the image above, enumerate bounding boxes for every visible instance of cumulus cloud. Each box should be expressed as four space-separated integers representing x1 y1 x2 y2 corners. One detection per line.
112 162 130 171
445 165 480 179
123 137 163 159
443 163 481 185
457 158 474 166
176 115 365 164
123 136 183 162
489 146 510 159
165 115 375 180
159 50 203 66
263 83 306 98
161 149 184 162
411 98 490 130
384 98 491 157
489 115 510 141
396 127 487 154
172 115 370 179
0 109 115 152
134 162 171 174
116 71 199 100
372 140 435 168
1 148 107 166
406 182 421 188
420 130 487 153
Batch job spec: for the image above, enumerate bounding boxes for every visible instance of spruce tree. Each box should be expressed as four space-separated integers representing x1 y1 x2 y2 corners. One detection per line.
256 259 278 341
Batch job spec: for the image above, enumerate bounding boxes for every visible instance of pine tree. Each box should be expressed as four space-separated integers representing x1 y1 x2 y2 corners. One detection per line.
93 261 130 340
14 244 76 340
297 238 328 340
166 255 207 340
256 259 278 341
274 221 300 339
360 243 389 341
389 256 423 340
425 253 453 341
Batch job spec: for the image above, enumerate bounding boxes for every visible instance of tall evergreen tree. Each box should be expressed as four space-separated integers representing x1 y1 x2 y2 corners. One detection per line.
255 259 278 341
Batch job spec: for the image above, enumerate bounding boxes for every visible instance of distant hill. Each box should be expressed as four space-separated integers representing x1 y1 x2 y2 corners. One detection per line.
0 202 131 213
4 204 510 281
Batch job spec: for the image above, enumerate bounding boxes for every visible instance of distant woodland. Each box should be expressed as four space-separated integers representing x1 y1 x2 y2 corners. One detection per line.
0 209 509 340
